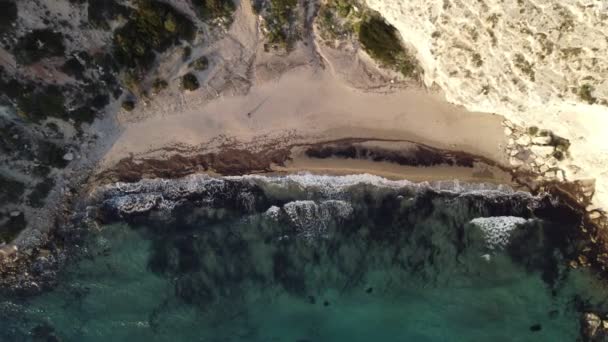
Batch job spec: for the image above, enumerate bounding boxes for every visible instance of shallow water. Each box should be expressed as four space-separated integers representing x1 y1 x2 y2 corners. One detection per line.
2 175 608 341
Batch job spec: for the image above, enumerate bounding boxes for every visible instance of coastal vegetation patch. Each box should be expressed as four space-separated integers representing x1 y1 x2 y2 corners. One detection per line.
579 84 597 105
317 0 361 42
190 56 209 71
358 14 419 78
0 0 18 33
14 29 66 65
87 0 130 30
254 0 299 51
182 72 200 90
113 0 196 90
192 0 236 23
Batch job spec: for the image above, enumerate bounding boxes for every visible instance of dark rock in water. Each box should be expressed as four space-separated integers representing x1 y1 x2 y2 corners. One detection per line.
529 324 542 332
323 300 330 307
366 287 373 294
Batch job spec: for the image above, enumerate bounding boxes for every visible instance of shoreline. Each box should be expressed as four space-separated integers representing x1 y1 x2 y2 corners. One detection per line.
1 0 606 301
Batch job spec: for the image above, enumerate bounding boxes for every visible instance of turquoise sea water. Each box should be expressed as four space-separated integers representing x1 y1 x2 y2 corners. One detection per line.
1 175 607 341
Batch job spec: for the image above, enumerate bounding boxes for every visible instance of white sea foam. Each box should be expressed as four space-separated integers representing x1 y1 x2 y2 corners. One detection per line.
97 173 533 218
282 200 354 240
470 216 529 250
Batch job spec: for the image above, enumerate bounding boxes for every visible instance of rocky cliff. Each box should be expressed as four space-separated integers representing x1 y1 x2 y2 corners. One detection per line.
365 0 608 211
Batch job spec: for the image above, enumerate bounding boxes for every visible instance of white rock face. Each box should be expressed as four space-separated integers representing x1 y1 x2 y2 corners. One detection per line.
366 0 608 210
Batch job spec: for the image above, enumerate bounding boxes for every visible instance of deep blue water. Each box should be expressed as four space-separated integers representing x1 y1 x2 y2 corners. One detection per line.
1 175 607 341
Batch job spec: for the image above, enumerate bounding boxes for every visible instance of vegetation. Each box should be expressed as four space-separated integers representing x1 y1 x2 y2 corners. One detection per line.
182 73 200 90
182 46 192 61
192 0 236 22
578 84 596 104
0 0 18 33
471 53 483 67
28 178 55 208
513 53 535 81
254 0 298 49
14 29 66 65
122 99 135 111
36 141 69 168
317 0 360 42
88 0 130 30
152 78 168 94
0 212 26 244
61 57 86 80
113 0 196 72
0 174 24 204
358 15 418 77
190 56 209 71
17 85 66 122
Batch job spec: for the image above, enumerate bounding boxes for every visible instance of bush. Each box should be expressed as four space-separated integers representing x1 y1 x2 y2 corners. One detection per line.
61 57 86 79
358 15 418 77
182 73 199 91
88 0 130 30
192 0 236 22
113 1 196 71
14 29 66 65
152 78 168 94
17 85 66 121
122 99 135 111
579 84 596 104
0 0 18 33
190 56 209 71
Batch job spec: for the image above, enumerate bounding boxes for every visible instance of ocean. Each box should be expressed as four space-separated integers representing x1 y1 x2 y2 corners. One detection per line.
1 174 606 341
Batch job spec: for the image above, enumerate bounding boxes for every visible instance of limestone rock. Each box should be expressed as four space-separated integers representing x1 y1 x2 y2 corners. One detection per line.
532 136 552 145
504 127 513 136
530 145 554 158
62 152 74 161
509 157 523 167
516 135 531 146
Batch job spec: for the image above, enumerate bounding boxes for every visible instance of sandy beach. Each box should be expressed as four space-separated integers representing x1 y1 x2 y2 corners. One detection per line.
101 65 509 177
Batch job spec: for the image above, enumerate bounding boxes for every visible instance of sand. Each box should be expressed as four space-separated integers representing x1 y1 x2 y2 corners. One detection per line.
96 0 513 192
102 66 508 171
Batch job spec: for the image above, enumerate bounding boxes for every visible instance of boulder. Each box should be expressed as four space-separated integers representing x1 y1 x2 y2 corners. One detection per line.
516 135 531 146
532 135 552 145
530 145 554 158
509 157 524 167
62 152 74 161
581 313 608 341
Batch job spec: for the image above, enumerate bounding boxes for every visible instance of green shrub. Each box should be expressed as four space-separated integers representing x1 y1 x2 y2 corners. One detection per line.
358 15 418 77
88 0 130 30
113 1 196 71
122 99 136 111
0 174 24 204
190 56 209 71
61 57 86 79
182 46 192 61
28 178 55 208
0 211 26 244
192 0 236 22
579 84 596 104
14 29 66 65
17 85 66 121
182 73 199 90
152 78 168 93
0 0 18 33
527 126 539 135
